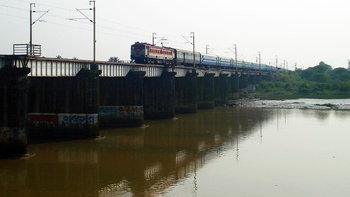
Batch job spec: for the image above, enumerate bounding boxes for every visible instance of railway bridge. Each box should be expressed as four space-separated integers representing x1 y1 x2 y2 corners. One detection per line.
0 55 273 157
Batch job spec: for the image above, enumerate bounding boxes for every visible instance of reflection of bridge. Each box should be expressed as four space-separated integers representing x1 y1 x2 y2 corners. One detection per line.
0 108 274 196
0 55 274 157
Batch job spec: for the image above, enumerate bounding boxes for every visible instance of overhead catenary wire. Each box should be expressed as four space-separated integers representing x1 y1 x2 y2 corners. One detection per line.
1 1 267 63
0 2 214 51
1 3 150 38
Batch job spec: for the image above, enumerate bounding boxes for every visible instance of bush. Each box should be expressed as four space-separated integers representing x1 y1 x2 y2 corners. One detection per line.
256 62 350 98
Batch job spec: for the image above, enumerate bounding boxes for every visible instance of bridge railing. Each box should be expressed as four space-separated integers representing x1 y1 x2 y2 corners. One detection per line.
1 55 279 77
28 58 90 77
98 62 165 77
98 63 133 77
0 55 31 69
13 44 42 56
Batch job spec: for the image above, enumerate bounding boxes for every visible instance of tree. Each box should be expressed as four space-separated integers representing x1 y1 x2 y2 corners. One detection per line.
313 61 332 73
312 73 330 83
331 68 350 81
300 69 313 80
108 57 119 62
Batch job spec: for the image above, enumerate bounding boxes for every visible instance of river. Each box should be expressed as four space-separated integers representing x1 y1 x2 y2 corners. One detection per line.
1 99 350 197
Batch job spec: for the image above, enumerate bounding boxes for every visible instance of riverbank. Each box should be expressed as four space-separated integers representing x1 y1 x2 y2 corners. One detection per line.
250 92 350 100
231 98 350 110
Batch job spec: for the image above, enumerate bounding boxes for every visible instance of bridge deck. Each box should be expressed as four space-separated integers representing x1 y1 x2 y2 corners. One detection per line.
0 56 268 77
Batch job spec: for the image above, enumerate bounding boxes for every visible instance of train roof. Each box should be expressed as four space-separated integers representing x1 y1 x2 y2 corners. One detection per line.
132 42 174 50
201 53 218 58
219 56 234 60
175 48 201 55
132 42 149 45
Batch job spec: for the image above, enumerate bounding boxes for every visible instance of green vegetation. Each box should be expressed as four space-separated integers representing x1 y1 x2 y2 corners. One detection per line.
254 61 350 99
108 57 120 62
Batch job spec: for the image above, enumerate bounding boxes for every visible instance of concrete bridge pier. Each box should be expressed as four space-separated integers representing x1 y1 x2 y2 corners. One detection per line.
228 74 240 99
249 75 257 83
27 64 101 139
214 74 229 106
0 57 30 158
248 75 257 92
197 73 215 109
143 71 176 119
99 70 145 127
256 74 265 83
239 74 249 89
260 74 269 81
78 66 101 136
175 72 198 113
265 73 275 81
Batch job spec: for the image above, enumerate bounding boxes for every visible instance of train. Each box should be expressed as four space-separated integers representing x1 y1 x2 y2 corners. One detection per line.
130 42 281 72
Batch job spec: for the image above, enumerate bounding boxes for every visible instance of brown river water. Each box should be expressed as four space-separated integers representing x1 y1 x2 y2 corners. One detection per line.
1 99 350 197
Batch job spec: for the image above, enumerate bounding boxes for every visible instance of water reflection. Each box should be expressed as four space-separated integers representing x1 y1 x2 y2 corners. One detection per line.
333 110 350 119
3 105 350 196
0 107 274 196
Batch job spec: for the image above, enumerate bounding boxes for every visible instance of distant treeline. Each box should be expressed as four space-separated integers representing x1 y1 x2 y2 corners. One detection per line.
255 61 350 99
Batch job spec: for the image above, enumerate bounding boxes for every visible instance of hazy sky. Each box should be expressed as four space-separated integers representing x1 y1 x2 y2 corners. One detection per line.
1 0 349 69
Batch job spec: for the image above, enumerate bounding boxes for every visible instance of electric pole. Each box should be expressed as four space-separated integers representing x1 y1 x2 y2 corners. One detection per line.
206 45 209 54
191 32 195 68
180 32 195 68
234 44 237 68
91 0 96 63
228 44 238 68
29 3 49 56
30 3 35 56
68 1 96 63
258 52 261 70
152 33 156 45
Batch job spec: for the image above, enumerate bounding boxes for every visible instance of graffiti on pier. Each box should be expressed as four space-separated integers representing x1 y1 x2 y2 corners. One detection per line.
0 128 9 143
99 106 144 119
117 106 143 118
27 113 98 129
0 127 26 143
58 114 98 128
28 113 58 128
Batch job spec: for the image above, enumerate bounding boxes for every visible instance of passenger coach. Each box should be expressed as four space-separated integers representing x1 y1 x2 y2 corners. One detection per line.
130 42 281 72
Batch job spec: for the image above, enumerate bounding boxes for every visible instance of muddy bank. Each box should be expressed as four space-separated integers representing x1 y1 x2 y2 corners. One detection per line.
229 98 350 110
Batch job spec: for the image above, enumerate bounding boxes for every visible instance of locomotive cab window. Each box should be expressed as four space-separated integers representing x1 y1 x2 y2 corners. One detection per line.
133 45 145 50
